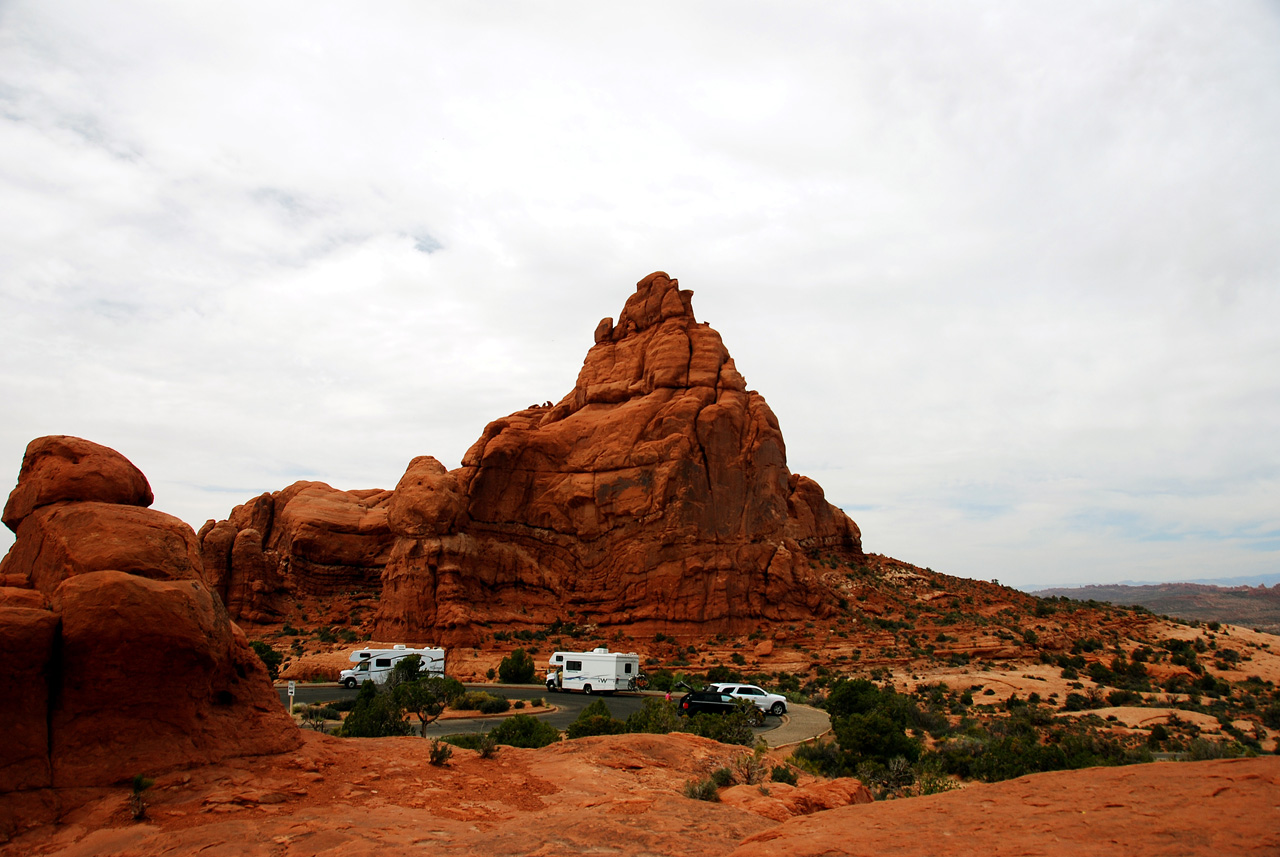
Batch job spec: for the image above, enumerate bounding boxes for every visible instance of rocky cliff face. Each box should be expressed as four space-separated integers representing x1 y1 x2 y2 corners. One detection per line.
199 272 861 642
0 437 300 803
374 272 860 642
197 482 394 623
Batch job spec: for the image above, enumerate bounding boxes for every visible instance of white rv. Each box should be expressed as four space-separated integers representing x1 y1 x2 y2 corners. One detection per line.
339 645 445 688
545 647 642 695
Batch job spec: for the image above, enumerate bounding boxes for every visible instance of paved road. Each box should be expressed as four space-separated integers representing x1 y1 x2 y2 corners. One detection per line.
278 683 802 743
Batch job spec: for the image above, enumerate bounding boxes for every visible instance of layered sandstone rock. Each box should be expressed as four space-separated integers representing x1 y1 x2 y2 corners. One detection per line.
198 482 395 622
0 437 300 812
375 272 861 642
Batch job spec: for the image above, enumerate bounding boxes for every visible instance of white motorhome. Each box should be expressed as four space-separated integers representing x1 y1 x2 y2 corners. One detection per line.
339 645 445 688
545 647 642 695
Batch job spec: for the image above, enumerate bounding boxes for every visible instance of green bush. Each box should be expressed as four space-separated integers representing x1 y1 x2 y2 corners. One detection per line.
428 739 453 767
453 691 509 712
710 766 734 787
249 641 283 680
487 714 561 749
677 710 755 746
682 777 721 802
339 681 412 738
771 764 798 786
626 698 680 734
566 699 626 739
498 648 537 684
791 740 847 777
479 695 511 715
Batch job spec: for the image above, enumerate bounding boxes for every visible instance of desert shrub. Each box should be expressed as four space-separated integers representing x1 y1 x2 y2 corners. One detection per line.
683 777 721 801
1261 704 1280 730
731 747 767 785
395 675 467 736
625 698 680 734
440 733 483 750
677 709 755 746
487 714 560 749
1106 689 1141 707
129 774 155 820
513 700 525 709
453 691 509 713
249 641 283 680
770 764 798 786
566 699 626 739
477 732 499 758
498 648 537 684
339 681 411 738
428 739 454 767
1186 738 1248 761
479 695 511 715
791 740 848 778
833 711 922 767
710 766 735 787
644 670 676 691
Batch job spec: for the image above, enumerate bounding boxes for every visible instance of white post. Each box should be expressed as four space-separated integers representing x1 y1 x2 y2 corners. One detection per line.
288 680 296 713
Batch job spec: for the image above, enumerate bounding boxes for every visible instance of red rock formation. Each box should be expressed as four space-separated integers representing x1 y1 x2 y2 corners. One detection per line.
1 435 153 532
376 272 861 642
0 436 300 814
198 482 395 622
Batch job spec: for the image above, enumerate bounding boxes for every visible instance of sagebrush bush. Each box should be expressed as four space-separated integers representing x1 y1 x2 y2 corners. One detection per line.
429 739 454 767
683 777 721 802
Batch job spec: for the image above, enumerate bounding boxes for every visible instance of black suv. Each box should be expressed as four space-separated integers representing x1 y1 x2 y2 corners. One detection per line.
677 690 765 726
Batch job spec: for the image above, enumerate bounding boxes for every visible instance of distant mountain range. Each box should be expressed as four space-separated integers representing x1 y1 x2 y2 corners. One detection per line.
1031 580 1280 634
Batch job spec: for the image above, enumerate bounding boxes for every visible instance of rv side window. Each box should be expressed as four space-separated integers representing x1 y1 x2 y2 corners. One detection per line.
375 658 392 667
624 663 632 673
356 661 369 672
566 660 582 671
554 655 563 663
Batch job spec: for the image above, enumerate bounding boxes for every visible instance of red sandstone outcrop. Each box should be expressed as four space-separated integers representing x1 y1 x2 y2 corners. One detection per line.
3 732 1275 856
199 272 861 641
1 435 152 532
197 481 395 622
375 272 861 642
0 436 300 827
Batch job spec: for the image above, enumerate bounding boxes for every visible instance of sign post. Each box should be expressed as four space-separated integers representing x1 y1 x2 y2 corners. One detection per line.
288 680 296 713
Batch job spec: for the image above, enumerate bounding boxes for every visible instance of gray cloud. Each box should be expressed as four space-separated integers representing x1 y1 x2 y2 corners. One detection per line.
2 1 1278 588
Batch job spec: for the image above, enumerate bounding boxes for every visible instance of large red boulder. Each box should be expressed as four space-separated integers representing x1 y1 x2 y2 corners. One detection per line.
0 502 205 593
48 570 299 787
2 435 153 532
0 437 301 818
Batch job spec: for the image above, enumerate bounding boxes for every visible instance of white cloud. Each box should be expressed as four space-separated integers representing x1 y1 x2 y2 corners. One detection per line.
2 1 1278 587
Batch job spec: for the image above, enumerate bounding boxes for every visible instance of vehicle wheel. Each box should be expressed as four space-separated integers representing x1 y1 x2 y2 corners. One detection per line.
547 683 557 693
770 702 785 716
749 708 765 727
583 684 593 695
343 678 356 689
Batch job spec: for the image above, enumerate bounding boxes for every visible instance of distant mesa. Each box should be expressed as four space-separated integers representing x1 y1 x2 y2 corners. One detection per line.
200 272 863 643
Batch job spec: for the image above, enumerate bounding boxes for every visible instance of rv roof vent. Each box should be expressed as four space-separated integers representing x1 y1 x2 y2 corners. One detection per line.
593 647 608 654
394 644 407 649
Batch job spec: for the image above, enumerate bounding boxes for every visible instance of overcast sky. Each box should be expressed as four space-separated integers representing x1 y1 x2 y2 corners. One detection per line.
2 2 1278 589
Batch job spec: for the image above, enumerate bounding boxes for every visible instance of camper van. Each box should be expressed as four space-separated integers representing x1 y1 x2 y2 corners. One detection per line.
339 645 445 688
545 647 642 695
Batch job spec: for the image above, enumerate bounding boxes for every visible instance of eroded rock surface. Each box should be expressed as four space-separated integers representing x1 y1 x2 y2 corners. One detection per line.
198 482 395 622
375 272 861 642
0 437 300 837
